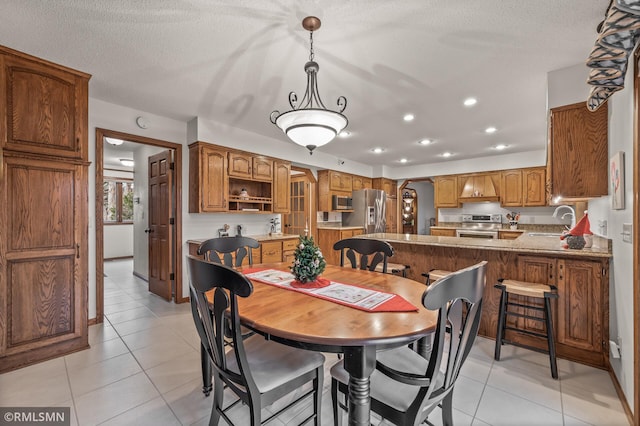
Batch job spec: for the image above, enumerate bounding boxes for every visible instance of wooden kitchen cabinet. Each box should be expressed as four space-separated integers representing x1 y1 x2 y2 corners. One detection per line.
430 228 456 237
501 167 546 207
386 197 398 233
0 47 90 373
328 171 352 192
501 170 523 206
372 178 397 198
548 102 608 201
352 175 372 191
515 255 607 366
273 160 291 213
1 52 88 160
523 167 546 206
228 152 273 181
318 228 363 266
556 259 604 357
189 142 229 212
434 176 459 208
498 230 524 240
318 170 350 211
261 241 284 263
261 237 301 264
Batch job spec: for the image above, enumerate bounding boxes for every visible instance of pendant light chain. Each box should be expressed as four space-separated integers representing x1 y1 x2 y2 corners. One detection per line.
309 31 314 62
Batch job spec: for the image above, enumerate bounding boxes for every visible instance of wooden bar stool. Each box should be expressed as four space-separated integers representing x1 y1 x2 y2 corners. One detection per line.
494 278 559 379
375 262 410 277
421 269 453 286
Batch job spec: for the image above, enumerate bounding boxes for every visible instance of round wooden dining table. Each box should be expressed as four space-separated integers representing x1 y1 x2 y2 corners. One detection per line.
235 262 438 426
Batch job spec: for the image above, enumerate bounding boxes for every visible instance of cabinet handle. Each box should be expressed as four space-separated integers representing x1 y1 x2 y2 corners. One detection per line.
76 243 80 259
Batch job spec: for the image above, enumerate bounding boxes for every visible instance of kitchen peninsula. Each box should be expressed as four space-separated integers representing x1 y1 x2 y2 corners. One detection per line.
362 232 611 368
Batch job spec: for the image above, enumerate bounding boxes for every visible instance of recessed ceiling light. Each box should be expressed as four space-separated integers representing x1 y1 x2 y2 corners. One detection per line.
371 147 384 154
403 113 415 122
494 144 509 150
418 139 433 145
463 97 477 107
338 130 351 138
120 159 135 167
400 158 408 163
105 137 124 146
441 152 453 158
485 126 497 134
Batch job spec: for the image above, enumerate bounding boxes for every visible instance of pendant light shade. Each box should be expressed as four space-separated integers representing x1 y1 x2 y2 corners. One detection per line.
270 16 348 154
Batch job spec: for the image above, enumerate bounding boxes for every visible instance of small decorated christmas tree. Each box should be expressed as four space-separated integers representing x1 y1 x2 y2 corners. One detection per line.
291 235 326 283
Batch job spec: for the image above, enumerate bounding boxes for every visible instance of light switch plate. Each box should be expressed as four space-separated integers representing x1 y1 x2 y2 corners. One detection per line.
622 223 632 243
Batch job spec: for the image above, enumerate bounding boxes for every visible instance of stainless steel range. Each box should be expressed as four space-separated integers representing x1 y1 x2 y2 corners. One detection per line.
456 214 502 239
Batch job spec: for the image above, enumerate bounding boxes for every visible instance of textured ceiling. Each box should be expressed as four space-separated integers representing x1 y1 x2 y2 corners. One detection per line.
0 1 606 168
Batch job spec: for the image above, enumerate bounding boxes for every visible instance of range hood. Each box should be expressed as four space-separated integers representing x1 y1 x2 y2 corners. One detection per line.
458 175 500 202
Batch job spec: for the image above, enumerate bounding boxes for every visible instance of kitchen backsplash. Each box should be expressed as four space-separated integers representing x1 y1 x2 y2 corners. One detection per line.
438 203 577 227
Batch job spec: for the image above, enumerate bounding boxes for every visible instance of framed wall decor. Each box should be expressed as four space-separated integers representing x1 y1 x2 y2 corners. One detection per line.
610 151 625 209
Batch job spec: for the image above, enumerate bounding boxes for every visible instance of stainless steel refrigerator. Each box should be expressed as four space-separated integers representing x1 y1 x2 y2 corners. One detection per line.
342 189 386 233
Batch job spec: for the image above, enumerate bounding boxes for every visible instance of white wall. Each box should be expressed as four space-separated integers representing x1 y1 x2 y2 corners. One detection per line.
103 225 133 259
547 62 634 411
89 99 188 318
587 72 635 411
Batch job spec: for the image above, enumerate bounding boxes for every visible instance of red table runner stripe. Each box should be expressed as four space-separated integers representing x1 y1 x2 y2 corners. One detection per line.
242 268 418 313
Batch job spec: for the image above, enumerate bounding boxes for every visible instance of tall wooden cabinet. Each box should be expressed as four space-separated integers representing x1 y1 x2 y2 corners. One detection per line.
0 46 90 373
548 102 608 201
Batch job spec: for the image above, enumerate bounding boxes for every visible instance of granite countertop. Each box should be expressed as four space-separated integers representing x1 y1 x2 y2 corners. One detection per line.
187 233 299 245
317 225 364 230
361 232 612 258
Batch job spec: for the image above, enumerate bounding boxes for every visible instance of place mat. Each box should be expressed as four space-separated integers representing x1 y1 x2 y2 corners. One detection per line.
242 268 418 312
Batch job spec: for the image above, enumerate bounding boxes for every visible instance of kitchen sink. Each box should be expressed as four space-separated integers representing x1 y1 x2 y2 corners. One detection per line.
527 232 563 237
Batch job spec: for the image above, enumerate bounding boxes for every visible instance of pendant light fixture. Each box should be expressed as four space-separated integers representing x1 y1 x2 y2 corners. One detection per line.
270 16 348 154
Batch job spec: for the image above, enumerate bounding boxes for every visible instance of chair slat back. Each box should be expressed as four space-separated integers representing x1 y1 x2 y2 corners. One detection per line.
333 238 394 273
197 236 260 268
187 255 258 393
420 261 487 405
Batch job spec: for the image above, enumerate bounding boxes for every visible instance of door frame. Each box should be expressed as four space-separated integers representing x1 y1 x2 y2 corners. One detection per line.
398 178 434 233
95 128 184 324
290 166 317 241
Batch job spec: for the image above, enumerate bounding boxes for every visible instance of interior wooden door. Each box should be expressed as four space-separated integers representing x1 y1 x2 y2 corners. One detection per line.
148 150 173 301
0 153 87 371
285 175 308 236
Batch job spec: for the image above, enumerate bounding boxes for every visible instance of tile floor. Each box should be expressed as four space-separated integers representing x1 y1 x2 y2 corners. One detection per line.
0 259 630 426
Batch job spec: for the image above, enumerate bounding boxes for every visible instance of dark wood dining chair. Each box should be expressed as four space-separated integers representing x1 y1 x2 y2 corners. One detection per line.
187 255 325 426
330 261 487 426
197 236 260 268
333 237 394 273
196 236 260 395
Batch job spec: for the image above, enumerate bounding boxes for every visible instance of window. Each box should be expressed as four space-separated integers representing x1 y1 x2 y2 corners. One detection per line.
103 179 134 223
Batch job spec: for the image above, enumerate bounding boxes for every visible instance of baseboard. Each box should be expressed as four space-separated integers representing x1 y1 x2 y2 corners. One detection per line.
87 317 97 326
608 362 634 426
104 255 134 261
132 270 149 282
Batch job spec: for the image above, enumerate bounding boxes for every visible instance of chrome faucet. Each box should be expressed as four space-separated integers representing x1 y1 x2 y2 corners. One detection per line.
552 205 576 230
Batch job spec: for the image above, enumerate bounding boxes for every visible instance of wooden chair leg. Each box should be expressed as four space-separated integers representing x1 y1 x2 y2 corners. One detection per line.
544 295 559 379
441 391 454 426
201 344 212 396
331 379 341 426
494 286 507 361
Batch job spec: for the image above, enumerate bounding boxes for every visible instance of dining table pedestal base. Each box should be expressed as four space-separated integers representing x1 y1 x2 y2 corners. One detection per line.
343 345 377 426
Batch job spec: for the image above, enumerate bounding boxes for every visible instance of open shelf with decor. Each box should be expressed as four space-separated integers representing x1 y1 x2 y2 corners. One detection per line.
228 178 273 213
402 188 417 234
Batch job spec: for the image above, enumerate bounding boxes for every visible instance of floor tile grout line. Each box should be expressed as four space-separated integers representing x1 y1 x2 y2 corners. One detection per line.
62 356 80 425
100 269 187 425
